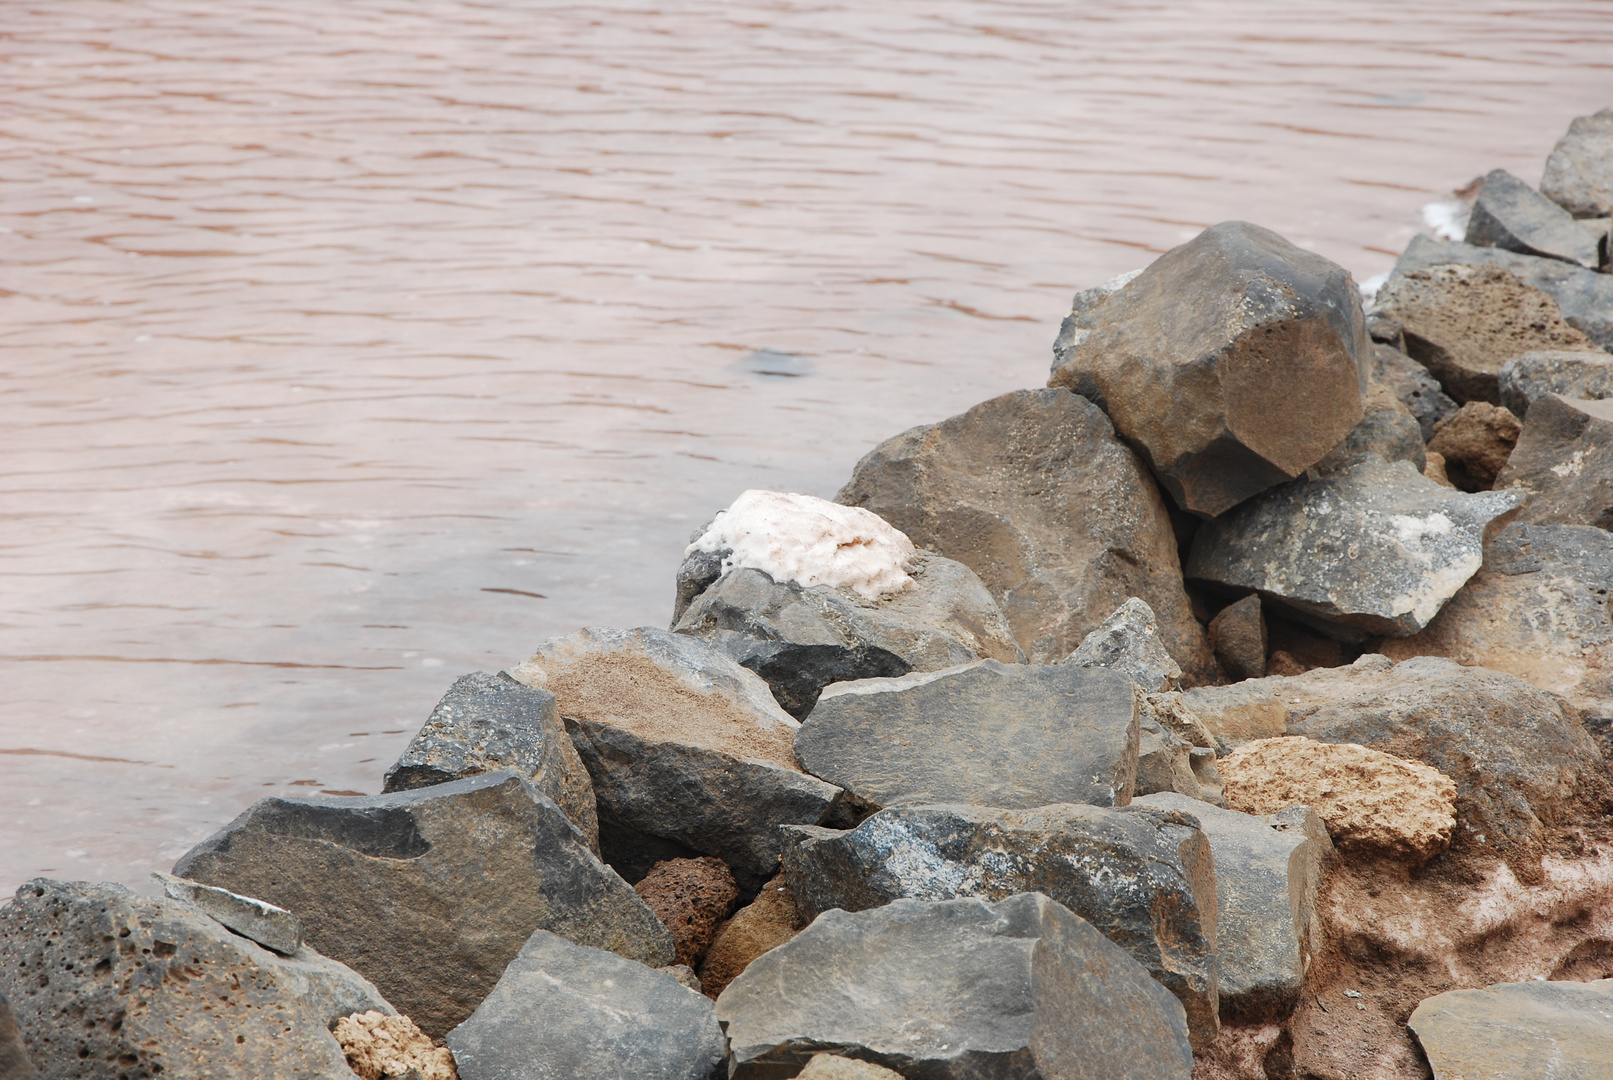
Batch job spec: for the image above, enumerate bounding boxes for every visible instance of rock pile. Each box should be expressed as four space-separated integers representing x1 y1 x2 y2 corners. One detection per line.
5 110 1613 1080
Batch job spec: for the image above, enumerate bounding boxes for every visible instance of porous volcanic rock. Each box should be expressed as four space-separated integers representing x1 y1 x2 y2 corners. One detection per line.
794 660 1139 810
1500 349 1613 418
1465 168 1601 269
173 770 673 1037
446 931 725 1080
797 1055 904 1080
1061 596 1182 692
715 894 1194 1080
334 1010 457 1080
696 873 800 1000
380 670 598 850
509 626 842 889
1185 456 1524 638
1218 736 1457 862
1048 221 1367 517
778 802 1221 1046
1542 107 1613 218
1427 400 1523 491
152 870 303 956
0 878 391 1079
1369 341 1459 441
632 857 739 970
1208 594 1267 682
835 386 1211 675
672 551 1022 719
1497 394 1613 528
1409 979 1613 1080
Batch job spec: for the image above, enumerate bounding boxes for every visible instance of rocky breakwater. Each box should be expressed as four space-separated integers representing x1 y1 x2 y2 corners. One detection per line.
5 107 1613 1080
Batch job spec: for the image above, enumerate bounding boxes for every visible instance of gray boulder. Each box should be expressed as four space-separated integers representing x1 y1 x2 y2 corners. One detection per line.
1465 168 1601 269
1497 394 1613 529
1049 221 1367 518
381 670 598 850
1135 794 1332 1023
173 770 673 1038
836 387 1212 676
0 878 390 1080
671 551 1022 719
779 802 1220 1046
1368 341 1459 441
795 660 1139 810
1061 597 1181 692
0 991 37 1080
152 871 303 955
1186 456 1524 638
1542 107 1613 218
1409 979 1613 1080
1500 349 1613 418
446 930 725 1080
715 893 1194 1080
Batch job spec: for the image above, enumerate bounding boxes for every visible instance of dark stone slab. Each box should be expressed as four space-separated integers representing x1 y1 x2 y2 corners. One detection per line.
1498 394 1613 530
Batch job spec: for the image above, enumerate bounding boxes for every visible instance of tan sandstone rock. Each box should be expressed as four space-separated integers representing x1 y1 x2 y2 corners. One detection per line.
697 873 801 999
334 1011 457 1080
1427 400 1523 490
798 1054 906 1079
1220 736 1457 862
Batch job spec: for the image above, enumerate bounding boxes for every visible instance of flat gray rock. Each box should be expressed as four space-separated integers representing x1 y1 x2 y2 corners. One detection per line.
447 930 724 1080
716 893 1194 1080
1500 349 1613 418
1186 456 1524 638
1061 597 1182 692
1497 394 1613 530
1135 794 1332 1023
795 660 1139 810
152 870 303 955
779 802 1220 1047
1409 979 1613 1080
1542 107 1613 218
0 991 37 1080
1369 341 1459 441
0 878 390 1079
1465 168 1601 269
173 770 672 1038
382 670 598 851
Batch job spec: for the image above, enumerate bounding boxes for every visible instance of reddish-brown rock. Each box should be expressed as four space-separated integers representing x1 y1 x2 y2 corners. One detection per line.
633 856 741 969
1427 400 1523 491
697 874 801 999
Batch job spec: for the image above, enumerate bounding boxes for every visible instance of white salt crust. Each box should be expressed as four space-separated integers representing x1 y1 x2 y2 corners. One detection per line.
687 489 916 600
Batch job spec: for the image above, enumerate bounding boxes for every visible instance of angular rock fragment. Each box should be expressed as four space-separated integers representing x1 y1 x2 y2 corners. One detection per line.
1139 691 1226 805
1209 594 1267 682
1409 979 1613 1080
1369 341 1460 440
1427 401 1522 491
1497 394 1613 528
1062 596 1182 692
1500 349 1613 418
836 386 1212 674
382 670 598 850
334 1010 458 1080
798 1055 904 1080
1135 793 1330 1023
1542 107 1613 218
633 857 739 970
779 802 1220 1046
1311 397 1426 476
152 870 303 955
1186 456 1524 637
697 873 800 1000
173 770 673 1037
0 878 391 1078
447 931 725 1080
716 894 1194 1080
0 991 37 1080
1465 168 1601 269
510 626 842 889
795 660 1139 810
1049 221 1368 517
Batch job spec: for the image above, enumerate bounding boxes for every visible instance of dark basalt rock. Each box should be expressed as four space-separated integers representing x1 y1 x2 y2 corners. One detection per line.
1499 349 1613 418
1368 341 1459 441
1542 107 1613 218
1497 394 1613 529
1465 168 1601 269
1208 594 1267 682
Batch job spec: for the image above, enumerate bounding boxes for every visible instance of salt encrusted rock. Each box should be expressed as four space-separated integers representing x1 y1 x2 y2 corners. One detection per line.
510 626 842 889
1369 341 1459 440
0 990 36 1080
173 770 673 1037
1409 979 1613 1080
1372 262 1601 404
1427 401 1523 491
1186 456 1524 638
1135 794 1331 1023
697 873 800 1000
1465 168 1601 269
1219 736 1457 862
1500 349 1613 418
672 551 1022 719
797 1055 904 1080
446 931 725 1080
795 660 1139 811
779 802 1221 1046
0 878 391 1079
1497 394 1613 528
381 670 598 851
1209 594 1267 682
632 857 739 970
836 387 1212 676
716 894 1194 1080
334 1011 457 1080
1542 107 1613 218
152 870 303 955
1061 597 1182 692
1381 523 1613 732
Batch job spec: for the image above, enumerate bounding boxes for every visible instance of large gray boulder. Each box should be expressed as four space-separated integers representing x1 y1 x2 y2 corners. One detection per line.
1497 394 1613 530
1409 979 1613 1080
1186 456 1524 638
1134 794 1331 1023
1499 349 1613 418
1542 107 1613 218
1465 168 1601 269
835 387 1212 675
510 627 843 890
381 670 599 851
1369 341 1459 442
0 878 390 1080
778 802 1220 1047
172 770 672 1038
446 930 725 1080
671 552 1022 719
795 660 1139 811
715 893 1194 1080
1049 221 1367 518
